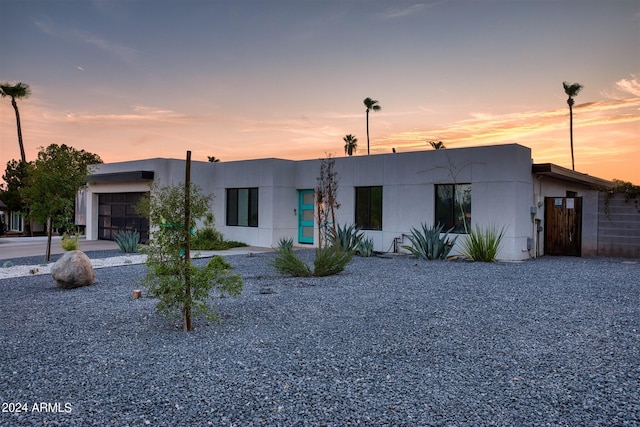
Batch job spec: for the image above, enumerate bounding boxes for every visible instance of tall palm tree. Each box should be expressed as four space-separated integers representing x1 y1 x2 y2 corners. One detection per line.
207 156 221 163
363 97 381 155
563 81 583 171
0 82 31 163
343 134 358 156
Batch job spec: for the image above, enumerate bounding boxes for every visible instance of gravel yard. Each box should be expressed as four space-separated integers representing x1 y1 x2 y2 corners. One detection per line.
1 252 638 426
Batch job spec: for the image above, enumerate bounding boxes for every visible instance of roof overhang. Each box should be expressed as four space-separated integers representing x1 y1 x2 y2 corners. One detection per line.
532 163 614 189
88 170 155 183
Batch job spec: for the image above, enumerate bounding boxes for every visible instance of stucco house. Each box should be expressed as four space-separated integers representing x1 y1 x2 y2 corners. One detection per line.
80 143 616 261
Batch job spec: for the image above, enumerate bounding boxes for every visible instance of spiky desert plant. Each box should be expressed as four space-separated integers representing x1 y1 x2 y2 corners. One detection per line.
272 247 312 277
276 237 295 252
328 223 363 252
313 246 353 277
356 236 375 257
114 230 140 253
459 224 506 262
402 223 457 260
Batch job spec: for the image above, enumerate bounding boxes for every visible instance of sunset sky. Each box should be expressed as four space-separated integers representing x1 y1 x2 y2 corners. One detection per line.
1 0 638 184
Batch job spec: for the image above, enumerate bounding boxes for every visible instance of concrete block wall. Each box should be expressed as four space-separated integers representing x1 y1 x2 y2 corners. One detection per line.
597 193 640 258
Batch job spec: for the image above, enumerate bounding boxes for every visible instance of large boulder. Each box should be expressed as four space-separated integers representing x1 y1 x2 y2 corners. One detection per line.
51 250 95 289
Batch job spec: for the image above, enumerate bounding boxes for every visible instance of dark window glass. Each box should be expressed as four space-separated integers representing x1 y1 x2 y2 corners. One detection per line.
226 188 258 227
355 186 383 230
435 184 471 233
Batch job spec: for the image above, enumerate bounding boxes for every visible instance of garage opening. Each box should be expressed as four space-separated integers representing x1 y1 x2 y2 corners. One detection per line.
98 192 149 243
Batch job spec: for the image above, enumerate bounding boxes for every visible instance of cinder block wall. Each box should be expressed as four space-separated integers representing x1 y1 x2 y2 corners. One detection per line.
597 193 640 258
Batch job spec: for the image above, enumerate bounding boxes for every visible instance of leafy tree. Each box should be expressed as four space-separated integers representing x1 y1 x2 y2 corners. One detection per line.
0 82 31 163
343 134 358 156
563 81 583 171
137 182 242 331
207 156 221 163
20 144 102 261
363 97 381 155
0 159 29 213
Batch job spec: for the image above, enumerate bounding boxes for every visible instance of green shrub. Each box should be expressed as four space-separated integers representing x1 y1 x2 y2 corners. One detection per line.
191 227 247 250
191 227 224 249
356 236 374 257
328 223 363 251
402 223 457 260
459 224 506 262
114 230 140 253
272 246 353 277
272 248 312 277
206 255 233 271
146 255 242 323
60 232 80 251
313 246 353 277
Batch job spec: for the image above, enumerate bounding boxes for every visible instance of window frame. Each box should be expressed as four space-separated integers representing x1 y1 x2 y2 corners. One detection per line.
226 187 259 227
434 183 471 234
355 186 383 230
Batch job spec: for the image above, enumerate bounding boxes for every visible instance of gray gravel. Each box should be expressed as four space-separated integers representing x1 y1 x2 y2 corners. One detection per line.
1 252 638 426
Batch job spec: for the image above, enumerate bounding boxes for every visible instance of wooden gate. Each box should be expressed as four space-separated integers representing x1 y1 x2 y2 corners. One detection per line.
544 197 582 256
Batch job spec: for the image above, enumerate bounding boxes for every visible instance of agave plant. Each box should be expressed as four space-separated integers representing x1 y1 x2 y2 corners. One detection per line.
356 236 374 257
328 223 363 252
276 236 295 252
402 223 457 260
114 230 140 253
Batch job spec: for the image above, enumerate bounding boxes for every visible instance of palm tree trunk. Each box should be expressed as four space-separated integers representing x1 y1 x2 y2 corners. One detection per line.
366 110 370 155
11 97 26 163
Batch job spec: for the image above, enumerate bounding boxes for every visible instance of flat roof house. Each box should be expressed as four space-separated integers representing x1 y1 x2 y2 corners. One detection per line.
81 143 615 261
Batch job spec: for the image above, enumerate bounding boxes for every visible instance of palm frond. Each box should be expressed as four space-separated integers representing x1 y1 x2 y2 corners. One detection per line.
563 81 583 97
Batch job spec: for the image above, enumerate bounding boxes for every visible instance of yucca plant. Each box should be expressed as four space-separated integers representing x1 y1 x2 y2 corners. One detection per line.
272 245 353 277
328 223 363 251
313 246 353 276
459 224 506 262
402 223 457 260
356 236 374 257
272 247 312 277
114 229 140 253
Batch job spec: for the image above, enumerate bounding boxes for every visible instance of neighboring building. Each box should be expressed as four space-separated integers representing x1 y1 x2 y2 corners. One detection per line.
0 200 7 235
82 143 617 261
0 202 25 235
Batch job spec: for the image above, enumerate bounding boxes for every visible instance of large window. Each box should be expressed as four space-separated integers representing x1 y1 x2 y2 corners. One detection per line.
355 186 382 230
226 188 258 227
435 184 471 233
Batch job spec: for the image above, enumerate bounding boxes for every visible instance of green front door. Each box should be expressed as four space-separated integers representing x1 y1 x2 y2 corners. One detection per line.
298 189 314 244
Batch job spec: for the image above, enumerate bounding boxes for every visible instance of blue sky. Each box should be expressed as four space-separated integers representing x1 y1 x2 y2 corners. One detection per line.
1 0 639 182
